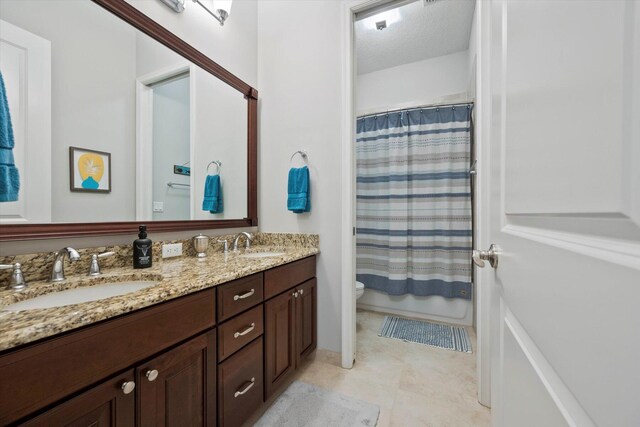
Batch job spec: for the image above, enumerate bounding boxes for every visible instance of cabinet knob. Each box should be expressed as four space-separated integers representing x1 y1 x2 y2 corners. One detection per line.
293 291 298 298
121 381 136 395
145 369 159 382
299 289 304 295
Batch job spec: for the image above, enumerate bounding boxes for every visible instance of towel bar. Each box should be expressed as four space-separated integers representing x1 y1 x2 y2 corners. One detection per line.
167 182 190 188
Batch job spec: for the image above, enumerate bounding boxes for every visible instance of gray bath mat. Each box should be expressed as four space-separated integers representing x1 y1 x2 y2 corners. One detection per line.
379 315 472 353
254 381 379 427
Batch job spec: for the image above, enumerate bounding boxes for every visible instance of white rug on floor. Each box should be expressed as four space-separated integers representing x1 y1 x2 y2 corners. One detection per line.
254 381 379 427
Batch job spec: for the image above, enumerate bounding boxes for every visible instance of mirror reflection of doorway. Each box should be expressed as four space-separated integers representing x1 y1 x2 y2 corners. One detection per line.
150 74 191 221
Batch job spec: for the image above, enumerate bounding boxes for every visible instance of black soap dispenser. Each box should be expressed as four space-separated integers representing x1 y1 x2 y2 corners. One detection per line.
133 225 152 269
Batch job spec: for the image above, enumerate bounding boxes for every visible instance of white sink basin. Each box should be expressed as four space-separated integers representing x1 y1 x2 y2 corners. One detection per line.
239 252 285 259
3 281 159 311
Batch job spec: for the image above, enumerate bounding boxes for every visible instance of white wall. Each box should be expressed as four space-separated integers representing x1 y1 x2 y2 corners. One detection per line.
136 35 249 220
0 0 138 222
125 0 257 87
355 49 474 324
257 0 343 352
191 68 248 220
357 50 470 114
0 0 258 254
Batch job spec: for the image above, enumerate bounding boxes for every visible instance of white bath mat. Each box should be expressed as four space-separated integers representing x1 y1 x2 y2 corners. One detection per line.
379 315 472 353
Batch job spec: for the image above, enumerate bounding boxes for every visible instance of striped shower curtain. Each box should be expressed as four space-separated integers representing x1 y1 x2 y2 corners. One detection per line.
355 105 472 299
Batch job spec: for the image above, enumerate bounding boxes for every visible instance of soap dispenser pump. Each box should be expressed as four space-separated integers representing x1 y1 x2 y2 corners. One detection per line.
133 225 152 269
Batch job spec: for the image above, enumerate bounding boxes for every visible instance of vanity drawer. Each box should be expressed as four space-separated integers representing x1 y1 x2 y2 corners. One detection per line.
264 256 316 299
217 273 263 322
217 337 263 427
217 305 263 361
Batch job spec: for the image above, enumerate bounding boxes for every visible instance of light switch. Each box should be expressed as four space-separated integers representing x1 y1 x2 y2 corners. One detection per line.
153 201 164 213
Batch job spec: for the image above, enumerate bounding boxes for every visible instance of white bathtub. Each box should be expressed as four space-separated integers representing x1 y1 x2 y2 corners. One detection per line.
356 288 473 326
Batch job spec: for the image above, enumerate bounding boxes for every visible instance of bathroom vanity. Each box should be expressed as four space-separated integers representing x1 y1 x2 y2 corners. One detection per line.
0 248 318 426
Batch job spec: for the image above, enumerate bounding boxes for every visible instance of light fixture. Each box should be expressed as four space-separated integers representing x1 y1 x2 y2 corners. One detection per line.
193 0 232 26
158 0 233 26
159 0 185 13
363 8 400 31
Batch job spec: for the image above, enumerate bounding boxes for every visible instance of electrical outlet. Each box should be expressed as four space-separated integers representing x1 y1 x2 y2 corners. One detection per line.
153 201 164 213
162 243 183 258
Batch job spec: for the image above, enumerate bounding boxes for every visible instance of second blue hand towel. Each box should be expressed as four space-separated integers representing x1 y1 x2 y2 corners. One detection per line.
287 166 310 213
202 174 223 214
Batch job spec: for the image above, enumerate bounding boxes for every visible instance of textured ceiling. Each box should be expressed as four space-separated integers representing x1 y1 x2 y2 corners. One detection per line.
355 0 476 75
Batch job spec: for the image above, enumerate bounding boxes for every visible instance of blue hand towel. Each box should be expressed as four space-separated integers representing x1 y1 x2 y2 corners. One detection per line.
287 166 310 213
202 174 223 214
0 72 19 202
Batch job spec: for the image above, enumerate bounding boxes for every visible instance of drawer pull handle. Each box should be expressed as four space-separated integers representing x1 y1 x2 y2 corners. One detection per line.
234 323 256 338
233 289 255 301
234 377 256 398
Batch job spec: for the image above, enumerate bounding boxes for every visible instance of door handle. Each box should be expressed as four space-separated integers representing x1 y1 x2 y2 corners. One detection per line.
473 244 500 268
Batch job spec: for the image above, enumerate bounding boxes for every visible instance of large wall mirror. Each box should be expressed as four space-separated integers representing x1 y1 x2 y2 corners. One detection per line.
0 0 257 240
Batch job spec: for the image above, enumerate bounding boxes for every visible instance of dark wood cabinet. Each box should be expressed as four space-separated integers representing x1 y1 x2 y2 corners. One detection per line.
264 289 297 399
20 370 136 427
264 267 318 400
4 256 317 426
0 289 216 425
137 330 216 427
296 278 317 363
217 338 263 427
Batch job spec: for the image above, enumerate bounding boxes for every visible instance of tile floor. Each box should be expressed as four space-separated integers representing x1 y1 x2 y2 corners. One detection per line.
296 309 491 427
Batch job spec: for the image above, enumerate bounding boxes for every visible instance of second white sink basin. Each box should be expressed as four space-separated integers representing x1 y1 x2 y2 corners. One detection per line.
3 281 159 311
239 252 285 259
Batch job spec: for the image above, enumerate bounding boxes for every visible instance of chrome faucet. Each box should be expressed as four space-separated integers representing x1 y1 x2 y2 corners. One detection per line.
50 247 81 282
232 232 254 252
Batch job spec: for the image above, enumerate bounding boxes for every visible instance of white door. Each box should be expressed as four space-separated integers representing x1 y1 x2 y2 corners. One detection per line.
0 20 51 223
480 1 640 426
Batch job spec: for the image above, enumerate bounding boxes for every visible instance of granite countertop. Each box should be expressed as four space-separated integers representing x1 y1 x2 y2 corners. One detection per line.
0 245 319 352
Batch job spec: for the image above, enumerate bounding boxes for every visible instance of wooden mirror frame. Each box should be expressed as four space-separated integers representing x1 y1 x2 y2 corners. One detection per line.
0 0 258 241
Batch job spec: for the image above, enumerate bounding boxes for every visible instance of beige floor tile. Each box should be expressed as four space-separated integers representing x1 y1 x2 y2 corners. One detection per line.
296 310 490 426
390 389 490 427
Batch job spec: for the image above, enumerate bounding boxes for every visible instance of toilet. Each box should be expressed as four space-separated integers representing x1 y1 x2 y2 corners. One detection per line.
356 281 365 300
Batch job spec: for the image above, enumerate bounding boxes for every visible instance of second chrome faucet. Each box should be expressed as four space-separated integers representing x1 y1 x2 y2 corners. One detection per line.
50 247 81 282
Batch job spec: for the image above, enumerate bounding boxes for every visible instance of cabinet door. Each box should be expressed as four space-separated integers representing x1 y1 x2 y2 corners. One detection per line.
264 289 296 399
296 278 317 363
21 370 135 427
137 330 216 427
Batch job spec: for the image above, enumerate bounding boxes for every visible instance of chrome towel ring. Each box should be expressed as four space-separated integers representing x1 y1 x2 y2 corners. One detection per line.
290 150 309 165
207 160 222 175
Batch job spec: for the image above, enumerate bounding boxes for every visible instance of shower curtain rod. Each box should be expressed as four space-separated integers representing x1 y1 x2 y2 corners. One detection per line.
356 101 474 119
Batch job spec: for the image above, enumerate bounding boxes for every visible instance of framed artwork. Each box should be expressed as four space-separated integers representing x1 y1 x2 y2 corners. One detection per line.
69 147 111 193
